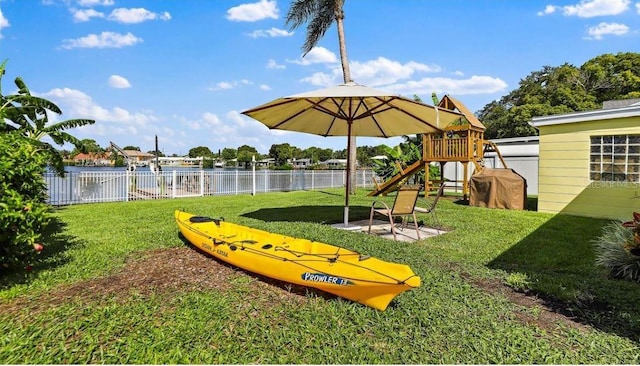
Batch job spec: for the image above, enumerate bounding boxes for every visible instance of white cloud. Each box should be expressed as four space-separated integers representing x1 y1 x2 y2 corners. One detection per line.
77 0 115 6
108 8 171 24
300 57 442 87
266 59 285 69
247 27 293 38
259 84 271 91
637 2 640 13
349 57 441 86
542 0 631 17
226 0 278 22
385 75 509 96
297 55 507 96
71 8 105 22
585 21 629 39
226 110 248 127
42 88 157 131
289 46 338 65
208 80 252 91
108 75 131 88
300 72 336 87
202 112 222 126
537 5 558 15
453 70 465 76
61 31 142 49
0 9 10 39
212 81 234 90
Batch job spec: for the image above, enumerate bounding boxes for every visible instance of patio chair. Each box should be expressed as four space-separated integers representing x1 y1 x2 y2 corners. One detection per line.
368 184 421 240
415 183 446 231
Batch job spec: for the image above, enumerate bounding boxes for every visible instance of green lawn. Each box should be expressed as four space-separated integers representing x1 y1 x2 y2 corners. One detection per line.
1 188 639 364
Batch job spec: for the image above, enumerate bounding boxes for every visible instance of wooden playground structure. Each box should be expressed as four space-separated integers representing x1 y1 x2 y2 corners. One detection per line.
369 95 507 199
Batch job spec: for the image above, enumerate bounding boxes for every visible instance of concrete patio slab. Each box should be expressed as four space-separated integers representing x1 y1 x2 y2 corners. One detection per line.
331 219 447 242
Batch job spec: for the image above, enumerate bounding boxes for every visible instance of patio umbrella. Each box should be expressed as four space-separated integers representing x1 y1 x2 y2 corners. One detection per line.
241 82 464 228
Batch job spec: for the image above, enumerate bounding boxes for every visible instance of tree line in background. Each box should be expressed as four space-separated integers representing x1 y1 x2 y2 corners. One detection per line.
63 139 391 169
479 52 640 139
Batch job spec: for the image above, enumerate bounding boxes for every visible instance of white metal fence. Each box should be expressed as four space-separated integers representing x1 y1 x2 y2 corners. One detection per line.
45 169 377 206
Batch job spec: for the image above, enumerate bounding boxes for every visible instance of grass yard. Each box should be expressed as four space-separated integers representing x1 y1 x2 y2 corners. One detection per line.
1 188 639 364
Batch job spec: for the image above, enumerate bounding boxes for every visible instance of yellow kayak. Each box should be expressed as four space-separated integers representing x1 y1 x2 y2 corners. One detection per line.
175 210 420 311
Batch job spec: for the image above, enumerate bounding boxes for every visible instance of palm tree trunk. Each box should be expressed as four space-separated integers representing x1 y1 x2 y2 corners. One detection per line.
334 3 357 195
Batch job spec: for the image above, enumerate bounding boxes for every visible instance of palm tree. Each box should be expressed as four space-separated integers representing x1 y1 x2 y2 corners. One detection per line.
0 60 95 176
286 0 358 194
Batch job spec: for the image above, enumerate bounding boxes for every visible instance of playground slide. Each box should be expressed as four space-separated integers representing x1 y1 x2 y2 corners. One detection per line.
368 160 425 196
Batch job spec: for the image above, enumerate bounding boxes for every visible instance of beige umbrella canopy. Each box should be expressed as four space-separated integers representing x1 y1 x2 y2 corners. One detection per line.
242 82 464 227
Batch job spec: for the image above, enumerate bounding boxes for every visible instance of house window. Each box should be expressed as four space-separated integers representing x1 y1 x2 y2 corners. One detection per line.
590 135 640 182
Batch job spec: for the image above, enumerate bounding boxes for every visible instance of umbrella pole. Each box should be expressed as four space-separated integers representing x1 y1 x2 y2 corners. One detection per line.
344 122 352 227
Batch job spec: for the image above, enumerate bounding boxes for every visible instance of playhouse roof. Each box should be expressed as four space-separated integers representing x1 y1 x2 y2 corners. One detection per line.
438 95 486 130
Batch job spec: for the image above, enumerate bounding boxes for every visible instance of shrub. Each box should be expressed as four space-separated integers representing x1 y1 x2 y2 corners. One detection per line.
0 132 51 270
593 213 640 282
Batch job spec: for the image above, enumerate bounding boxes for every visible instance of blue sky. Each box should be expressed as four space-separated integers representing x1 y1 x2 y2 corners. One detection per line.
1 0 638 155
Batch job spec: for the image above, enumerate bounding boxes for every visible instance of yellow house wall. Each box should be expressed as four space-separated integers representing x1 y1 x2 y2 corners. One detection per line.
538 116 640 219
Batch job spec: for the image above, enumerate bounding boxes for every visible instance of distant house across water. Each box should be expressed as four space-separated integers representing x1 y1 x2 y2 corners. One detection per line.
73 152 112 166
323 159 348 169
292 158 312 169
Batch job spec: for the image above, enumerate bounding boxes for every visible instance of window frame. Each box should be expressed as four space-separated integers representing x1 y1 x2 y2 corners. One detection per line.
589 134 640 183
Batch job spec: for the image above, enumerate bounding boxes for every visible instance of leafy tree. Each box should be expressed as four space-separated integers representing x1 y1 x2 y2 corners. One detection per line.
0 132 50 270
147 150 165 157
0 60 95 176
237 145 259 168
221 148 237 161
317 148 335 162
286 0 358 194
370 136 439 185
112 155 126 168
188 146 213 158
122 146 140 151
301 146 333 163
269 143 295 166
581 52 640 102
60 149 72 160
300 146 318 162
478 53 640 139
71 139 103 156
292 146 303 159
356 145 388 167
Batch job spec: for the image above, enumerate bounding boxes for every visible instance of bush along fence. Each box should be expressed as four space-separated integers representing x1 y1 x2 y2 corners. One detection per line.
45 169 378 206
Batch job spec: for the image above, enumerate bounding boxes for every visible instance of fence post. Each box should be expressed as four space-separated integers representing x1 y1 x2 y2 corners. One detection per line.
69 172 74 205
172 170 177 198
200 170 205 196
251 156 256 196
311 170 314 190
125 170 130 201
235 170 239 195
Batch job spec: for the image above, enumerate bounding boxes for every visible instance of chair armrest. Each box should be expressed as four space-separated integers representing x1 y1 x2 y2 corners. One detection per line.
414 198 432 213
370 200 391 211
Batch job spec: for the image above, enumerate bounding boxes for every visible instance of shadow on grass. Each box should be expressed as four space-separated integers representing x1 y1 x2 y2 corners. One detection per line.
0 215 84 290
488 214 640 342
241 205 371 224
452 196 538 211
